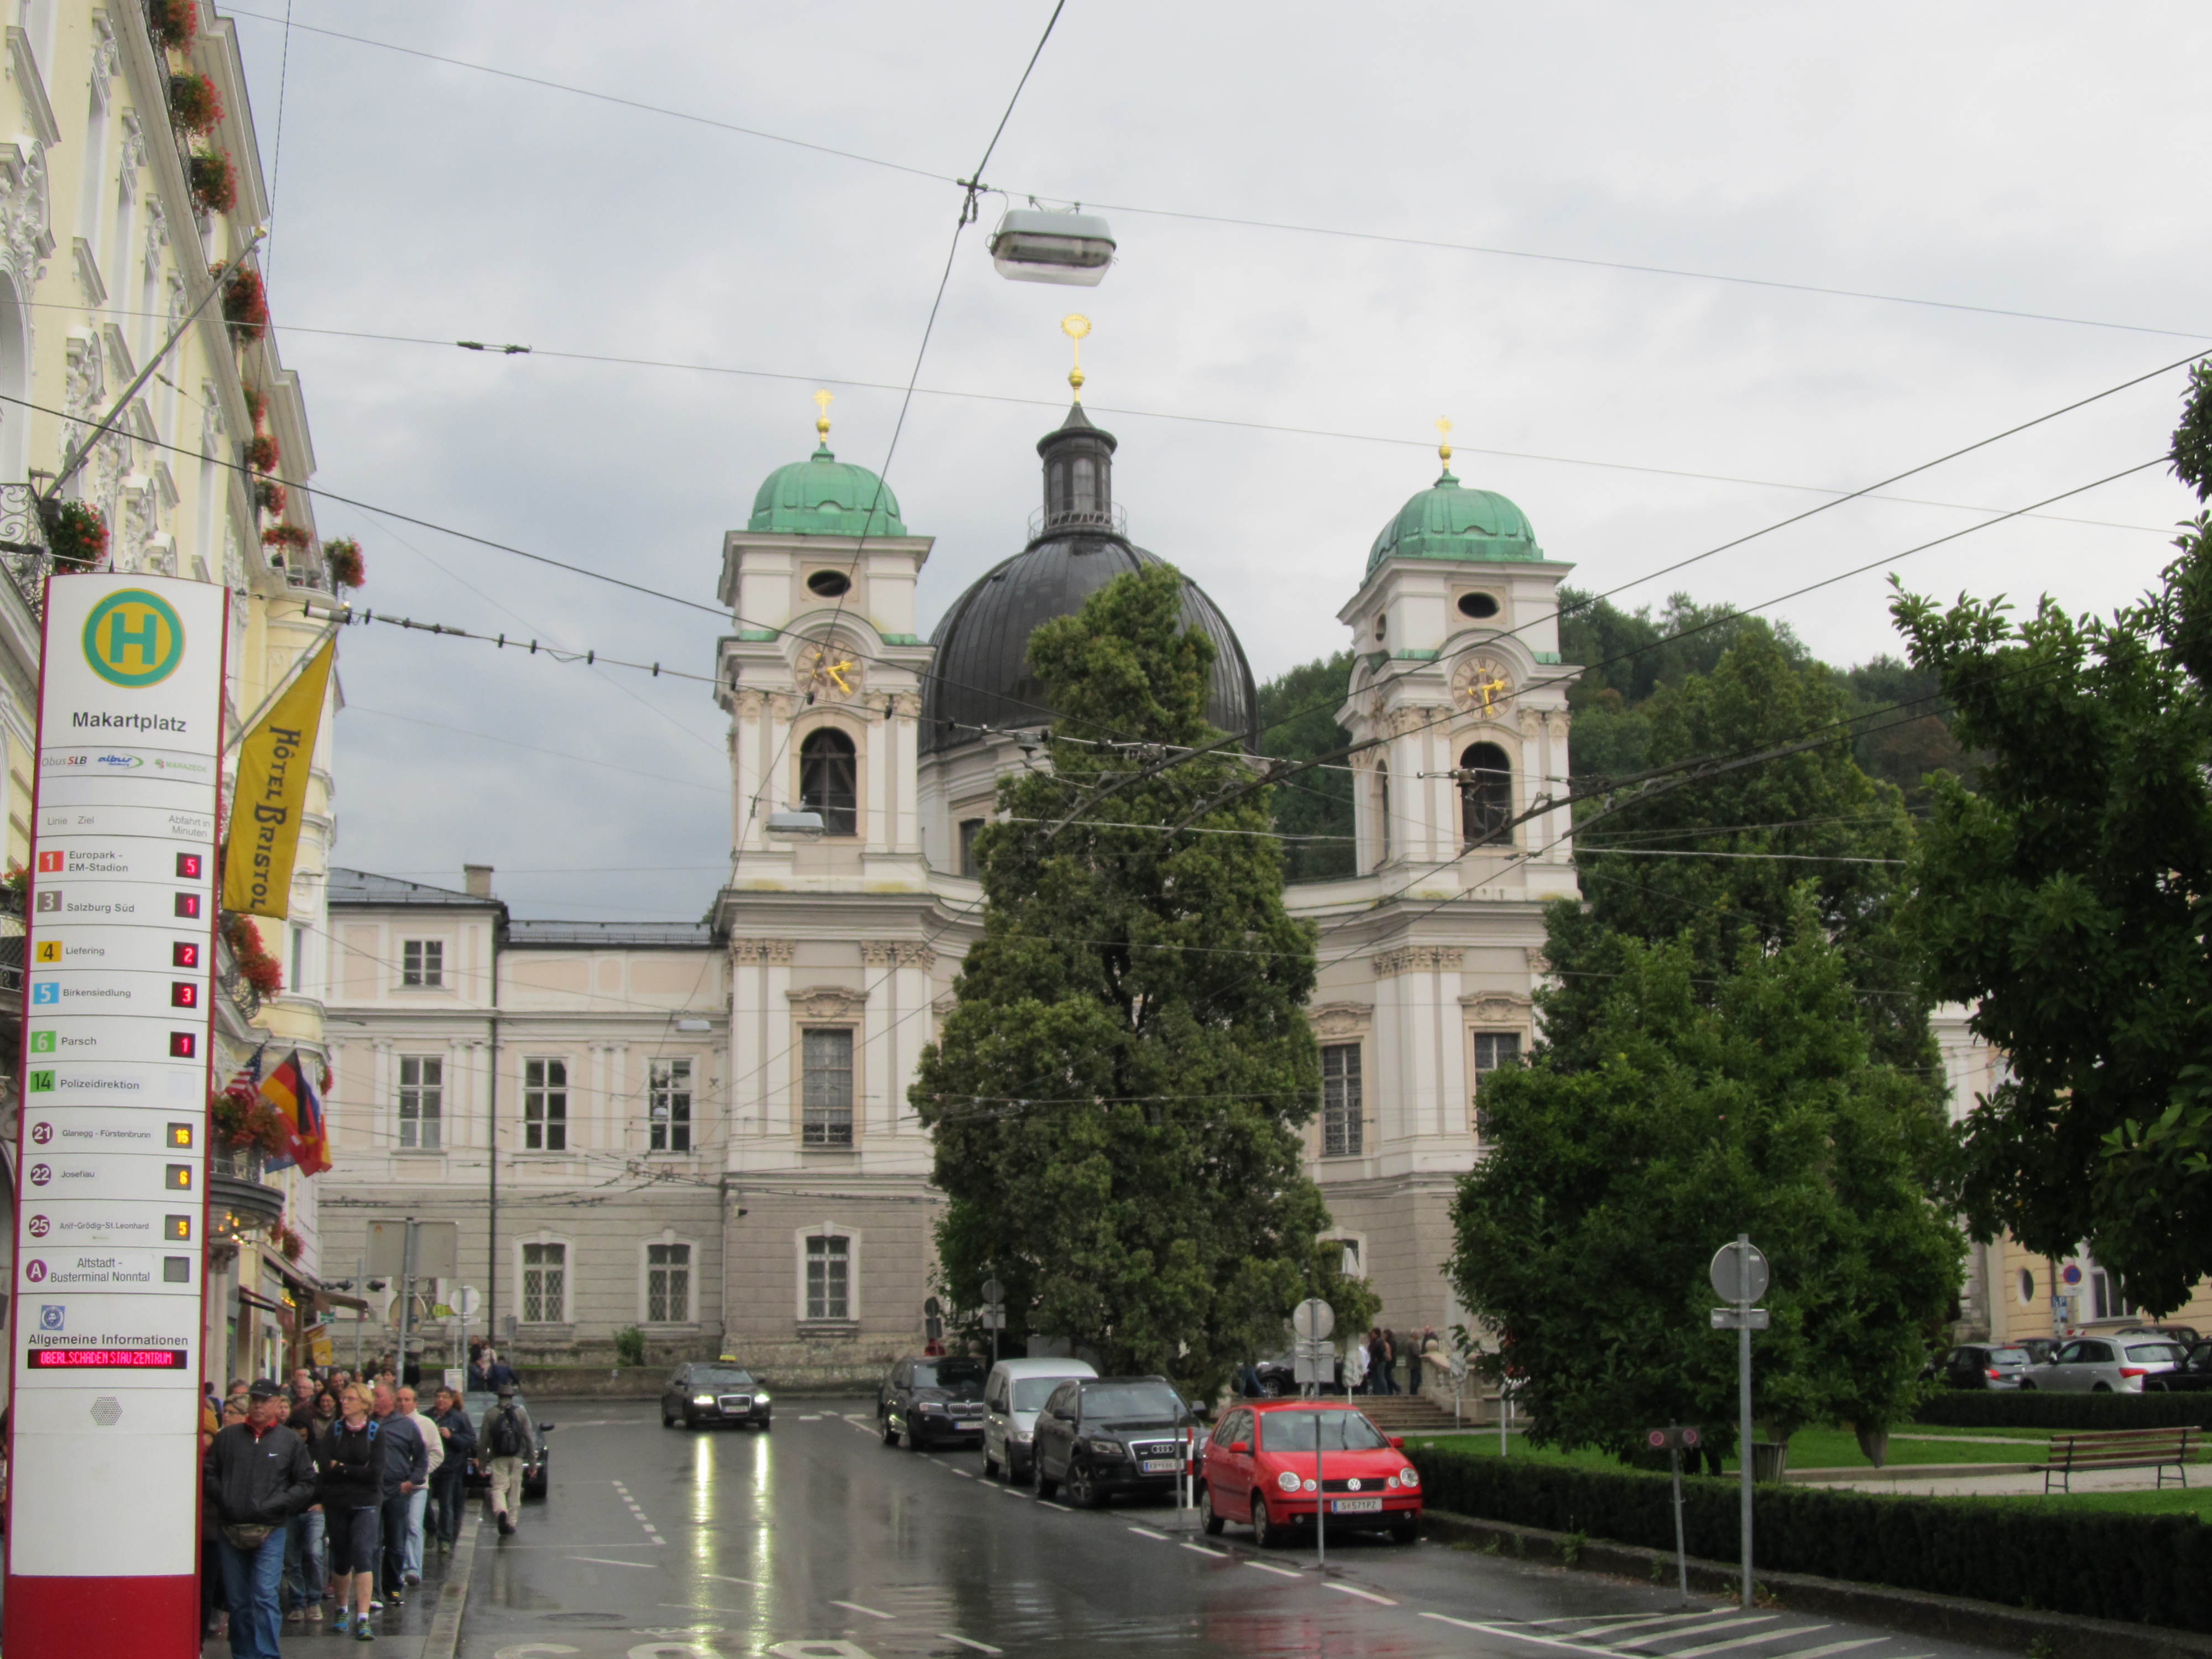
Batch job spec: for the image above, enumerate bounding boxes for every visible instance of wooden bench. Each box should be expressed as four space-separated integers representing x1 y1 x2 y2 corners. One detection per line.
2038 1425 2199 1494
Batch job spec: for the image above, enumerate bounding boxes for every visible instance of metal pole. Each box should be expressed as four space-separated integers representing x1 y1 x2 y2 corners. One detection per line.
1738 1232 1754 1611
353 1254 365 1375
1670 1436 1689 1607
400 1216 419 1387
1315 1406 1326 1574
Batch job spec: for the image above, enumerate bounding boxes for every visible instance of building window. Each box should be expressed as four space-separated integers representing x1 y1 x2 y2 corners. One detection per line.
401 940 444 988
799 728 858 837
290 925 306 997
650 1058 692 1152
958 818 985 878
1460 742 1513 846
524 1058 567 1152
1375 761 1390 867
1473 1030 1521 1139
2090 1267 2135 1322
521 1241 566 1324
646 1242 691 1323
1321 1042 1362 1157
802 1027 854 1146
398 1056 442 1150
806 1234 849 1320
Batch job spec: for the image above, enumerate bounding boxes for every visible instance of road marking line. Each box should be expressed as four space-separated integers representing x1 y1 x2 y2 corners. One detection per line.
1127 1526 1168 1540
704 1573 763 1587
949 1468 972 1478
1179 1542 1220 1557
1611 1617 1774 1649
1664 1627 1823 1659
938 1637 1003 1655
1037 1501 1073 1512
830 1599 895 1620
1557 1612 1731 1636
1421 1611 1674 1658
566 1556 656 1569
1754 1642 1883 1659
1326 1583 1396 1605
659 1601 755 1616
1245 1561 1303 1579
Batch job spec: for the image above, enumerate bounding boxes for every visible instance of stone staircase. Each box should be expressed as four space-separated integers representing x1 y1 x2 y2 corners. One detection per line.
1356 1394 1471 1434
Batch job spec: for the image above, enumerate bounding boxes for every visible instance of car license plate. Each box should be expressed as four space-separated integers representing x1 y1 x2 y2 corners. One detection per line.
1331 1497 1383 1514
1140 1458 1180 1474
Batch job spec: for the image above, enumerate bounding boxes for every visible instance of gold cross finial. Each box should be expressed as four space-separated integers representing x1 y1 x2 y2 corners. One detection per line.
1062 314 1091 400
1436 416 1454 468
815 388 834 441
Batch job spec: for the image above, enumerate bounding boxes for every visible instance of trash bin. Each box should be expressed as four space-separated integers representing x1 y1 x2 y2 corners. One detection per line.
1749 1441 1790 1482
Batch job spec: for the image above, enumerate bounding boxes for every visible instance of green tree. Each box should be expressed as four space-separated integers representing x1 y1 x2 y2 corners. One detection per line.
914 565 1366 1395
1448 900 1963 1462
1256 650 1356 883
1889 367 2212 1311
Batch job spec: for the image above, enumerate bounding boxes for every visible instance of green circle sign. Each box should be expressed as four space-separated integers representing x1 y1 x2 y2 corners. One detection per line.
82 588 185 687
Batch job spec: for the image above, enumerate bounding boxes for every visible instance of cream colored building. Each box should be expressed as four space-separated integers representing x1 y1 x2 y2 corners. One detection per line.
0 1 342 1392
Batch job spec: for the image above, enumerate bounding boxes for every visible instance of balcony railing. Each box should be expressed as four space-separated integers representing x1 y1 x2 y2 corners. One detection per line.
0 483 52 622
1027 501 1128 539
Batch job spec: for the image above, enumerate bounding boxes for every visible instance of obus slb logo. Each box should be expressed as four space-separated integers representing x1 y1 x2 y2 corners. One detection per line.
82 588 185 688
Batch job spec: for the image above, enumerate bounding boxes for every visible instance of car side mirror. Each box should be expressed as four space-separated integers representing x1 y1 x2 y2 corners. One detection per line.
539 1423 555 1432
1389 1435 1405 1450
1228 1441 1249 1454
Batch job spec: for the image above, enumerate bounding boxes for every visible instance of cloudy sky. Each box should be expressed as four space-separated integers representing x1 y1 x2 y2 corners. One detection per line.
227 1 2210 919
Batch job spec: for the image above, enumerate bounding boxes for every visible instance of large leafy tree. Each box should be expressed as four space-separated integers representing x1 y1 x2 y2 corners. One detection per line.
1890 366 2212 1312
914 564 1371 1395
1449 900 1963 1461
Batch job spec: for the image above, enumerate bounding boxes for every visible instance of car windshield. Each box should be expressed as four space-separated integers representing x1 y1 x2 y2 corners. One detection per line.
1987 1348 2028 1365
2125 1343 2187 1364
693 1368 755 1389
1080 1384 1182 1422
1260 1410 1391 1453
1013 1378 1073 1411
914 1360 987 1391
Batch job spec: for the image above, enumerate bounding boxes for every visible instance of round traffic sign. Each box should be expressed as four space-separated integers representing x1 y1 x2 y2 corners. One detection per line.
456 1286 482 1318
1292 1298 1335 1341
981 1278 1005 1306
1646 1428 1667 1450
1708 1241 1770 1303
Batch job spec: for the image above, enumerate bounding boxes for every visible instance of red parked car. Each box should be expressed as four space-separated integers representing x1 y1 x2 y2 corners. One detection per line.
1199 1398 1421 1546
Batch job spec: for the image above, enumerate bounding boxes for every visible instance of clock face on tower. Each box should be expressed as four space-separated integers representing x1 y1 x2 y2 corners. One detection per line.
797 643 860 701
1453 654 1515 718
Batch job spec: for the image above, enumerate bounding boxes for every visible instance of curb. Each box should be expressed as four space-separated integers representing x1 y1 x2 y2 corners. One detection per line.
1785 1461 2038 1484
421 1514 483 1659
1418 1507 2212 1659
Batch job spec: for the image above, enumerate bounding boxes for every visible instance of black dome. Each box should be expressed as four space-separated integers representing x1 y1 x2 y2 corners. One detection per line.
922 536 1260 753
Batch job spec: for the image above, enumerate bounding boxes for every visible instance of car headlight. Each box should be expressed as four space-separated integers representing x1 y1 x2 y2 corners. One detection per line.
919 1401 946 1413
1398 1467 1418 1489
1009 1429 1032 1443
1302 1478 1318 1493
755 1392 770 1405
691 1394 714 1405
1276 1470 1300 1493
1086 1438 1125 1459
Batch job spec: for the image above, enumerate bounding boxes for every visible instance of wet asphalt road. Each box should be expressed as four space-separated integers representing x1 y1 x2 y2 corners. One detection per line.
447 1399 2015 1659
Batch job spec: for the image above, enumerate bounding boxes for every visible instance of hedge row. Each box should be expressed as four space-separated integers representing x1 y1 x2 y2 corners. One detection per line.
1913 1390 2212 1432
1409 1443 2212 1632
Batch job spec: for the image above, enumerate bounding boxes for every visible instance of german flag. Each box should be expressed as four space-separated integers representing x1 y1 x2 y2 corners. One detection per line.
260 1048 331 1177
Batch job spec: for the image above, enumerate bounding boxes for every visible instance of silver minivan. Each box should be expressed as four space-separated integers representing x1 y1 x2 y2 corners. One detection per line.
982 1357 1097 1483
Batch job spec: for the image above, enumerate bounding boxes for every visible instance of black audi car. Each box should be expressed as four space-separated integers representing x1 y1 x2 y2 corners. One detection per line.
878 1355 988 1449
2146 1343 2212 1393
1032 1375 1196 1509
661 1361 773 1431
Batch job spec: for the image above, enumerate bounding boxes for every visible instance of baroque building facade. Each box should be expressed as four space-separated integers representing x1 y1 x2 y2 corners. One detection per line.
320 395 1579 1384
0 1 342 1399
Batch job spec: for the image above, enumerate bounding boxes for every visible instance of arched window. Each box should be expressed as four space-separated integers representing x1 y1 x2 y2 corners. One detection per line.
800 728 858 837
1460 742 1512 846
1375 760 1391 867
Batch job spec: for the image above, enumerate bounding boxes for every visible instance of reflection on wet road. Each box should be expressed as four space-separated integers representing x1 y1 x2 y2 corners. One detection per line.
458 1401 2012 1659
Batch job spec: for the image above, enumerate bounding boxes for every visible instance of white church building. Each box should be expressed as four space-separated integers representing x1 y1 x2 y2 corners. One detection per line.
316 396 1580 1384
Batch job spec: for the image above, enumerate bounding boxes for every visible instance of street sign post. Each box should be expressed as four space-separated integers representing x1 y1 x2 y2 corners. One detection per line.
4 575 229 1655
1645 1424 1703 1605
1291 1299 1337 1572
980 1277 1008 1361
1709 1235 1769 1610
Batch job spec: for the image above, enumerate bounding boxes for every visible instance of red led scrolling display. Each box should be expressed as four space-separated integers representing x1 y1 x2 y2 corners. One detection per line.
27 1347 188 1369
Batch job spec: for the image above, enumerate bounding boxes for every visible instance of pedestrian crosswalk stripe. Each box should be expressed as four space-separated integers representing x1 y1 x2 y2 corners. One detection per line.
1663 1624 1821 1658
1326 1583 1396 1605
1750 1641 1884 1659
1561 1611 1732 1639
1245 1561 1302 1579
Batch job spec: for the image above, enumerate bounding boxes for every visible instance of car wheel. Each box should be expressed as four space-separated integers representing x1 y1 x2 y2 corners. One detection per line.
1036 1458 1060 1501
901 1422 922 1451
1066 1462 1100 1509
984 1451 1001 1480
2093 1383 2112 1393
759 1417 772 1432
1199 1481 1224 1536
881 1414 899 1447
1251 1493 1285 1549
660 1407 676 1428
1391 1516 1418 1545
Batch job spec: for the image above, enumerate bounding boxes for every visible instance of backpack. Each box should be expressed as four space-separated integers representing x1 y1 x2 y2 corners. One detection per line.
487 1405 525 1458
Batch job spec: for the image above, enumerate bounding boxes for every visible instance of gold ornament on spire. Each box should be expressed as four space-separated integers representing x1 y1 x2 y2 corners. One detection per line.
1436 416 1454 468
1062 314 1091 400
815 388 834 441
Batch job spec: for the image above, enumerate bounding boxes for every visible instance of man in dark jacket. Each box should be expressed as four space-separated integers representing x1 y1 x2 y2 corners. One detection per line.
370 1382 430 1604
205 1379 319 1659
427 1385 476 1548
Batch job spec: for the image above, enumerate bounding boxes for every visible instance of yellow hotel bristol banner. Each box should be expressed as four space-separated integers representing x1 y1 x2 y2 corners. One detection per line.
222 637 335 920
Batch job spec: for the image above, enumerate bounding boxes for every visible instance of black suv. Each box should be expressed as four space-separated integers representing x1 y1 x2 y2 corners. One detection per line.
1032 1375 1193 1508
879 1355 988 1449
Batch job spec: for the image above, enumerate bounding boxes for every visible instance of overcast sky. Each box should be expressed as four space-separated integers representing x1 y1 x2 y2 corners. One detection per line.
229 1 2210 919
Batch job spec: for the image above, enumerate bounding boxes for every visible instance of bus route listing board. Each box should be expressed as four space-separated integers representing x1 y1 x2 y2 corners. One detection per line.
4 573 227 1657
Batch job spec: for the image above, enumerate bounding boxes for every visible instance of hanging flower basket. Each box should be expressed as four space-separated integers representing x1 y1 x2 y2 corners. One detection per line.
188 147 236 215
40 499 107 570
220 265 267 342
260 523 307 551
1 862 26 914
243 383 268 429
254 478 286 517
212 1078 288 1155
322 536 365 589
246 430 278 472
169 71 223 134
223 911 285 998
152 0 198 51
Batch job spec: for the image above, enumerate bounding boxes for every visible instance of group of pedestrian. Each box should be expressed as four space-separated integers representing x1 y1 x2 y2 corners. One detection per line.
198 1361 531 1658
1344 1325 1442 1395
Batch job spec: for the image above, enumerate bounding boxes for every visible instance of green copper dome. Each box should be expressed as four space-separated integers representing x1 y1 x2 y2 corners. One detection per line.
1366 469 1540 575
749 445 906 536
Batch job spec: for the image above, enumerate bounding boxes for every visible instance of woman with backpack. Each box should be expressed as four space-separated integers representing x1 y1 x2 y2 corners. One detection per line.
316 1384 381 1640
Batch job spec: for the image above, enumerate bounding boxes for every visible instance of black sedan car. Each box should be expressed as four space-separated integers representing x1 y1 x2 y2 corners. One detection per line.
1929 1343 2032 1390
1032 1375 1195 1509
2145 1343 2212 1392
661 1361 773 1430
878 1355 988 1449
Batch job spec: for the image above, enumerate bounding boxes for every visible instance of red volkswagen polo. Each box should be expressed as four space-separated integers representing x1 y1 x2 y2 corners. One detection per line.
1200 1399 1421 1546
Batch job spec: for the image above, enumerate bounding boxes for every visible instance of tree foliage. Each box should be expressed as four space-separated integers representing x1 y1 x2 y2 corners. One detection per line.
1255 650 1356 883
1449 901 1963 1460
1890 369 2212 1312
915 564 1370 1394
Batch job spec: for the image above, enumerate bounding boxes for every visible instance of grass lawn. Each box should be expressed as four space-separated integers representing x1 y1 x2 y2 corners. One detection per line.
1403 1425 2054 1473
